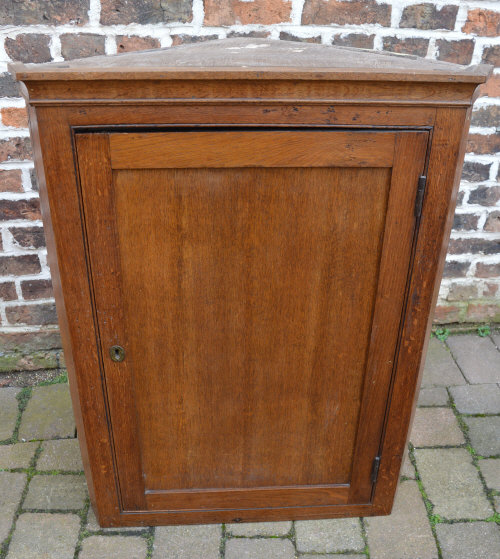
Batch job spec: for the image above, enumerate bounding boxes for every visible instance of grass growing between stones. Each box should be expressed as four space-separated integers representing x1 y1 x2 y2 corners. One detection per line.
432 328 450 341
358 517 370 557
407 442 444 559
447 389 500 521
72 497 90 559
38 370 68 386
0 387 32 446
143 528 155 559
219 524 227 558
477 325 491 337
0 441 42 559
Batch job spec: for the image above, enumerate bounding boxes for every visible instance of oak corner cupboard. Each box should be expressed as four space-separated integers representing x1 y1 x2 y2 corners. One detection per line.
10 39 491 527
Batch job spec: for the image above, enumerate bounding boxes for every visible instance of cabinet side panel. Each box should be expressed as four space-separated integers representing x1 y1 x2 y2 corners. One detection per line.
373 106 471 512
30 107 122 524
26 105 98 507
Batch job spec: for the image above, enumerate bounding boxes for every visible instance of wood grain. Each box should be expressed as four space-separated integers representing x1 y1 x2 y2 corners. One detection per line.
10 38 491 83
110 131 395 168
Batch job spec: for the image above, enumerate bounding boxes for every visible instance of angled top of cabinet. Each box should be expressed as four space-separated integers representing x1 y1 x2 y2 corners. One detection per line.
11 39 490 104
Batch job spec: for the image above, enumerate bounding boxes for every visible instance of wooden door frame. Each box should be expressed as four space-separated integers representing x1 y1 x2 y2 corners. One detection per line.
26 101 471 526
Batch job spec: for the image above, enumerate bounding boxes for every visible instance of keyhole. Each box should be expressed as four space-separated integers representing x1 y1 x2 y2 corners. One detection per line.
109 345 125 362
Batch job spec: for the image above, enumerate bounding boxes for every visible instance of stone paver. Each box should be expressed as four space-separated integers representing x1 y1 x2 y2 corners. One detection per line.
80 535 147 559
421 338 465 387
86 507 146 532
37 438 83 471
447 335 500 384
227 520 291 536
301 556 364 559
491 332 500 350
295 518 364 553
19 384 75 441
418 387 449 406
153 524 221 558
450 384 500 414
400 446 415 478
0 472 26 544
464 416 500 456
365 480 437 559
6 512 80 559
410 407 464 447
436 522 500 559
479 458 500 491
415 448 493 519
0 442 38 469
0 387 20 440
225 538 295 559
24 474 87 510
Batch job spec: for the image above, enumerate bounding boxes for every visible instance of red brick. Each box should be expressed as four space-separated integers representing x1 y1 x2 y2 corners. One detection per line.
446 283 478 302
0 72 19 97
463 9 500 37
332 33 375 49
0 199 41 221
0 330 62 352
443 260 470 278
205 0 291 25
448 238 500 255
4 34 51 63
479 75 500 98
471 105 500 128
302 0 391 26
0 169 23 193
436 39 474 65
433 304 463 323
462 162 491 182
482 45 500 67
116 35 160 53
0 282 17 301
0 138 32 162
279 32 321 44
0 0 88 25
467 133 500 155
484 283 498 298
171 34 219 47
6 303 58 326
21 279 53 300
1 108 29 129
484 211 500 233
466 303 500 322
452 213 479 231
400 3 458 30
101 0 191 24
383 37 429 57
476 262 500 278
468 185 500 206
9 226 45 248
0 255 41 276
60 33 105 60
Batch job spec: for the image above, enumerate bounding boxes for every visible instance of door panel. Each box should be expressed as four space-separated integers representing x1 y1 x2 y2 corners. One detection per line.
75 129 428 512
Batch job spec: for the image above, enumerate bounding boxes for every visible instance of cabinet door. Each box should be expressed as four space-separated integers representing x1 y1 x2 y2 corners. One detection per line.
75 129 428 516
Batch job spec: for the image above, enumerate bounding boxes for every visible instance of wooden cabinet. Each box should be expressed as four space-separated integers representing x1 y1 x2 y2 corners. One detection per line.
11 39 490 527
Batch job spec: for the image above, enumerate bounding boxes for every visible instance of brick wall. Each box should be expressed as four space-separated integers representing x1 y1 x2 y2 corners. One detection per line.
0 0 499 359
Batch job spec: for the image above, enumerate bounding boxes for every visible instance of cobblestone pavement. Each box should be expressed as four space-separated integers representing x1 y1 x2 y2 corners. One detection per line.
0 332 499 559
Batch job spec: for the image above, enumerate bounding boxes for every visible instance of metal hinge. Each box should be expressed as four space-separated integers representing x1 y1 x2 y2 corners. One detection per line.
371 456 381 484
414 175 427 218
